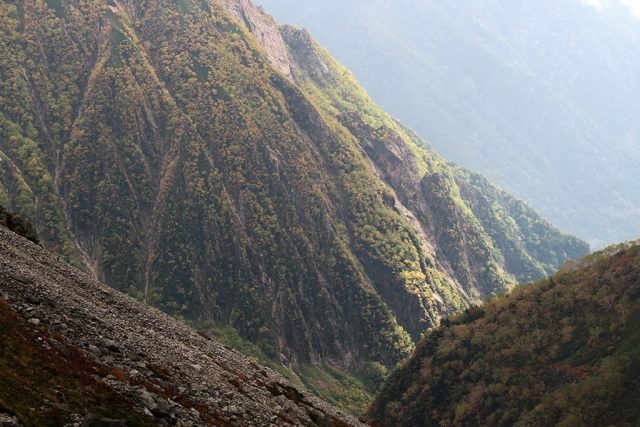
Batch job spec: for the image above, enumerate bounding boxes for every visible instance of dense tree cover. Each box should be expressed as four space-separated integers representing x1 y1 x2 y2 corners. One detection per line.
454 167 588 283
0 0 586 377
368 243 640 426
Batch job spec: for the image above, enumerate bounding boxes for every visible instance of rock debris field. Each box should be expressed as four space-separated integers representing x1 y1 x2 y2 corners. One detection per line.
0 226 364 427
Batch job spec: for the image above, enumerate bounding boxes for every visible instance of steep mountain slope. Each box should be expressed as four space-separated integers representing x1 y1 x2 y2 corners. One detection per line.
0 224 363 426
270 21 586 290
257 0 640 247
368 243 640 427
0 0 586 373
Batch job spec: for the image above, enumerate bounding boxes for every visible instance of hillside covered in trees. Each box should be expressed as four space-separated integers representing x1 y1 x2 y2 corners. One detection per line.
368 243 640 426
0 0 587 387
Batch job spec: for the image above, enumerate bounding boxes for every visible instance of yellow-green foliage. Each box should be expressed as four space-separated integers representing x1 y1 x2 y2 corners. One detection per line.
454 166 589 283
0 0 587 381
204 324 301 384
0 0 420 368
278 24 587 307
208 323 382 416
369 244 640 427
297 363 376 417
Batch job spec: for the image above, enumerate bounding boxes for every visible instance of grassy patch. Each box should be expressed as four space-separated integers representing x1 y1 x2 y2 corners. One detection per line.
106 10 127 68
204 324 382 416
297 363 378 417
209 325 304 388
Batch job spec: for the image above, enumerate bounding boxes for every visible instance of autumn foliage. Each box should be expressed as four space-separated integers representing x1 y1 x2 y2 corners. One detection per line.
368 243 640 426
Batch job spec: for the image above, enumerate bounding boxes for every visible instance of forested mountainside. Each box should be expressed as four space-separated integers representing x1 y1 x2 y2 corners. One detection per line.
258 0 640 247
0 0 587 374
0 223 363 426
368 243 640 427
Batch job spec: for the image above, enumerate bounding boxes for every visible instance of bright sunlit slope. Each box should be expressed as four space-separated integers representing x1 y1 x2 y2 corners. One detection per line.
258 0 640 248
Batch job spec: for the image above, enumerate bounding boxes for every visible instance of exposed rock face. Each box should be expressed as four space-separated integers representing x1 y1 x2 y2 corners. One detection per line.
280 26 330 77
0 206 39 245
222 0 293 77
0 226 363 426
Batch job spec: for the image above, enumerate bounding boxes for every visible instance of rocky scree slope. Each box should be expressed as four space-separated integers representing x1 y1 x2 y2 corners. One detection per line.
0 224 364 427
368 242 640 427
0 0 587 371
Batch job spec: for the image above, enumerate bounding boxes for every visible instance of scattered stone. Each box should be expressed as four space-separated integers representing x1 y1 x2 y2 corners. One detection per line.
226 405 241 415
25 294 40 305
55 389 67 403
139 389 157 411
79 416 127 427
100 338 121 353
151 399 172 418
0 412 19 427
9 272 30 284
28 318 40 326
0 226 364 427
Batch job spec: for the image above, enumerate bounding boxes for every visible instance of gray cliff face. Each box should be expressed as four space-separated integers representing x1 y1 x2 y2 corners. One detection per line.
280 26 331 77
0 226 364 426
222 0 293 77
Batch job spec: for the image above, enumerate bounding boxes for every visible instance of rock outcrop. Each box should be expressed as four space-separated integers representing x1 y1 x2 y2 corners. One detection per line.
0 206 39 245
222 0 292 77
